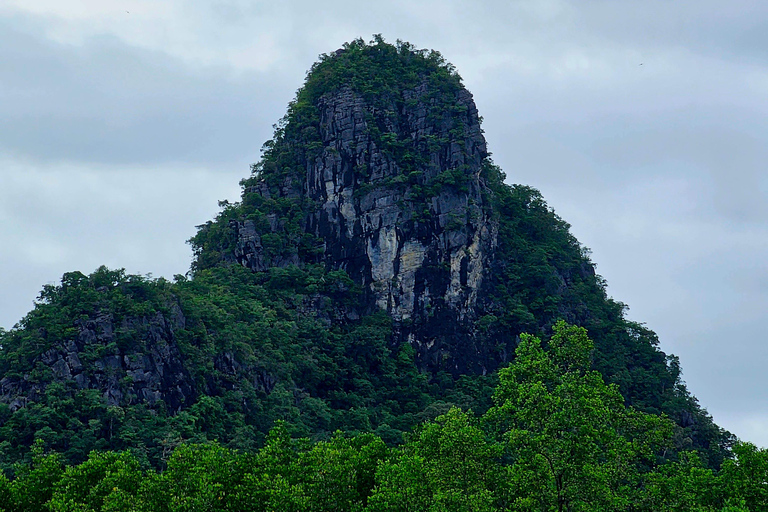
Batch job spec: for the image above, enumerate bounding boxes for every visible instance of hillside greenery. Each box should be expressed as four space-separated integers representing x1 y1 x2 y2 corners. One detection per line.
189 36 729 467
0 264 496 470
479 162 729 466
0 324 763 512
0 174 728 471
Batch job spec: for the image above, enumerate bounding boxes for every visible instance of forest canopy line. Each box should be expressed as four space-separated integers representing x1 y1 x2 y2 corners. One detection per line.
0 324 764 512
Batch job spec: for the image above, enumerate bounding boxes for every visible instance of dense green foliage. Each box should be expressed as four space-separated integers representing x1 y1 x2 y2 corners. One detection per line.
189 36 729 467
0 325 762 512
478 163 729 466
0 265 495 469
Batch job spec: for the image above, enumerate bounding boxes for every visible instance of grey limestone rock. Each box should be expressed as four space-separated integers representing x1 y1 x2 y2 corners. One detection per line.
229 79 499 374
0 303 196 411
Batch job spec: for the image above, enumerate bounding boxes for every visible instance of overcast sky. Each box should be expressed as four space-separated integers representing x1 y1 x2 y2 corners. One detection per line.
1 0 767 447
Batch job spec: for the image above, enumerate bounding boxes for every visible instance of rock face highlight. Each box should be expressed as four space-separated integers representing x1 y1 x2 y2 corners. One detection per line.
204 45 499 372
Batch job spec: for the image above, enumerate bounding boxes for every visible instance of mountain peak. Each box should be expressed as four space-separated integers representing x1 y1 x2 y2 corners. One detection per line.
191 37 497 373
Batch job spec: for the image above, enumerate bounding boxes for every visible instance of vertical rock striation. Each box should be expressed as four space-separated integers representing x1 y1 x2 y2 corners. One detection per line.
220 68 498 373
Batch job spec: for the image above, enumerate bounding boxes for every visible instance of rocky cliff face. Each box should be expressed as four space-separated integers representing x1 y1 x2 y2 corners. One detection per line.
309 84 494 320
217 62 499 372
0 306 195 413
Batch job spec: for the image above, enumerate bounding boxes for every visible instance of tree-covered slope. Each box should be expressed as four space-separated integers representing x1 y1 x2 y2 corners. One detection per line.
0 265 493 469
2 325 763 512
0 37 730 470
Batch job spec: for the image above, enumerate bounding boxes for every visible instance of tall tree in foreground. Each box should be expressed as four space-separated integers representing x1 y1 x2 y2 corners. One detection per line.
366 407 502 512
486 321 673 512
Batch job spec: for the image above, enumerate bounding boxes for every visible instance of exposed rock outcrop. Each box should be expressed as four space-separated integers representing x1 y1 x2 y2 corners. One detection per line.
225 79 498 373
0 306 196 412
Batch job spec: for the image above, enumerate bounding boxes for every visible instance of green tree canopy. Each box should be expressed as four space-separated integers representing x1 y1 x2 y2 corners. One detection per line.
486 321 673 512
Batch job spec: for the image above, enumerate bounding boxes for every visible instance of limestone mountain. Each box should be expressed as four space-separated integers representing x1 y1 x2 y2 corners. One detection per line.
192 38 496 375
0 38 729 469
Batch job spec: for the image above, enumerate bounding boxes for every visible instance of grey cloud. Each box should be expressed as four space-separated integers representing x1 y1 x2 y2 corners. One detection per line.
0 163 243 330
0 16 289 166
573 0 768 66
